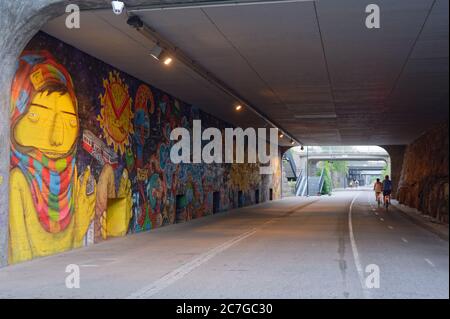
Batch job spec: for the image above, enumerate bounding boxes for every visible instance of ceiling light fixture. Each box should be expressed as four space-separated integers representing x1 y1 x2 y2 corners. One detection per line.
291 140 295 145
126 15 143 29
235 104 243 111
279 133 284 138
162 56 173 65
150 45 173 66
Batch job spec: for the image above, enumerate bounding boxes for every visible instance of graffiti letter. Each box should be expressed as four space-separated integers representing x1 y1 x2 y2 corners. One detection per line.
202 127 222 164
224 127 256 164
365 4 380 29
258 128 278 174
65 264 80 288
170 127 191 164
65 4 80 29
365 264 380 288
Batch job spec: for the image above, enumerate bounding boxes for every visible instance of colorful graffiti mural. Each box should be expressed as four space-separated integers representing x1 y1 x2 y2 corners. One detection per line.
9 50 96 263
98 71 134 155
2 32 281 265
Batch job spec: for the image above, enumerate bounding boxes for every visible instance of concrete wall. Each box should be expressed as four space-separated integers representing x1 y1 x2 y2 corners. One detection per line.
0 0 217 270
382 145 406 198
396 122 449 223
1 29 281 266
0 0 108 269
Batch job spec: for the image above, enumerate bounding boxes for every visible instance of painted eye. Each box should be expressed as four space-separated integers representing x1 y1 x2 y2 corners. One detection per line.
28 112 39 122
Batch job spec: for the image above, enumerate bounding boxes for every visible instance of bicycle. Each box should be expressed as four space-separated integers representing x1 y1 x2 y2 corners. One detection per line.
384 194 391 211
376 193 382 207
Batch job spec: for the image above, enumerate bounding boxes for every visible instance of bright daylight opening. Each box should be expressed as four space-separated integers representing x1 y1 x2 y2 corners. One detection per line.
282 146 390 197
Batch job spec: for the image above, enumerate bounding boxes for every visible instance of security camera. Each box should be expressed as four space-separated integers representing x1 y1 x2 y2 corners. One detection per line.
111 1 125 15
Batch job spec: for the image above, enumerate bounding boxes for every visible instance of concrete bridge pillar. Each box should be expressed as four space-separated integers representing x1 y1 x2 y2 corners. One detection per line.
382 145 406 199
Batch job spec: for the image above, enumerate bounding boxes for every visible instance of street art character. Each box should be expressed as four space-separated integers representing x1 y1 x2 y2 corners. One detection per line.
9 51 96 264
98 71 134 155
133 84 154 231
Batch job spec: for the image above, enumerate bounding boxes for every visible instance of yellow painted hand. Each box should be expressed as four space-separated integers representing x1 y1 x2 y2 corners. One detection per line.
74 166 97 247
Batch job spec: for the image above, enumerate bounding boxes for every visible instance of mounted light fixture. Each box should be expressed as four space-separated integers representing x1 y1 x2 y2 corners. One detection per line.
126 15 143 29
150 45 173 66
235 104 243 111
279 133 284 138
291 140 295 145
162 55 173 65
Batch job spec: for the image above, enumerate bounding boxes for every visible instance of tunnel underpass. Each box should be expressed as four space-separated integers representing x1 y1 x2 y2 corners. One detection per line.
0 0 448 300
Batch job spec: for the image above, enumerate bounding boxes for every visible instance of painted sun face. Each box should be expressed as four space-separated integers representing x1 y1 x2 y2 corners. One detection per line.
14 91 78 158
98 71 134 155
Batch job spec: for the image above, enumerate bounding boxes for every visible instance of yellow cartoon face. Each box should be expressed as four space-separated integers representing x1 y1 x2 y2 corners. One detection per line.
98 71 134 155
14 91 78 158
102 85 132 142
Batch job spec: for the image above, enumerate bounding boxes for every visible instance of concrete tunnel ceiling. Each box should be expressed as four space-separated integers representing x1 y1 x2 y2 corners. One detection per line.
41 0 449 146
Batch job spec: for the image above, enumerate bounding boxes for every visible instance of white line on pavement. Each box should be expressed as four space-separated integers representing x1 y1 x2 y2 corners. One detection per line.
424 258 435 268
80 264 99 267
126 228 257 299
401 237 408 243
380 218 385 222
388 225 394 230
348 193 372 299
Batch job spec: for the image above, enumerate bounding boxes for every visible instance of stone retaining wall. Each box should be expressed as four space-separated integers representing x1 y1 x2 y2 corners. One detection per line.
397 122 449 223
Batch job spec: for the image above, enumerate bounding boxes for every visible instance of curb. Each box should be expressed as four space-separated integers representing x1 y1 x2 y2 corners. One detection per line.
391 200 449 241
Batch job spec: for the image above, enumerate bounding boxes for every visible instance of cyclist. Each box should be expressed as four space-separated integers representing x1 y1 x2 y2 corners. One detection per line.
373 178 383 204
382 175 393 206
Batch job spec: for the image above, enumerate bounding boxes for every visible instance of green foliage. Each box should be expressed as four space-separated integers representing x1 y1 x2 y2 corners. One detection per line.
331 161 348 174
317 161 332 195
315 160 348 194
382 162 391 178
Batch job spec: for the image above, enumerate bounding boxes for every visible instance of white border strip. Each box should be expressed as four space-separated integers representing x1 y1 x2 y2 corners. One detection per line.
348 193 371 299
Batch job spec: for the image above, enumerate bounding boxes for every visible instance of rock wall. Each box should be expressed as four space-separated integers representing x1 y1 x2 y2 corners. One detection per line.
397 122 449 223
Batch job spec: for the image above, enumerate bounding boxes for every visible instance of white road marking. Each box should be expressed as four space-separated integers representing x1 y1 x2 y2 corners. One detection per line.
126 228 257 299
374 212 379 216
388 225 394 230
348 193 371 299
424 258 435 268
401 237 408 243
80 264 99 268
380 218 384 222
